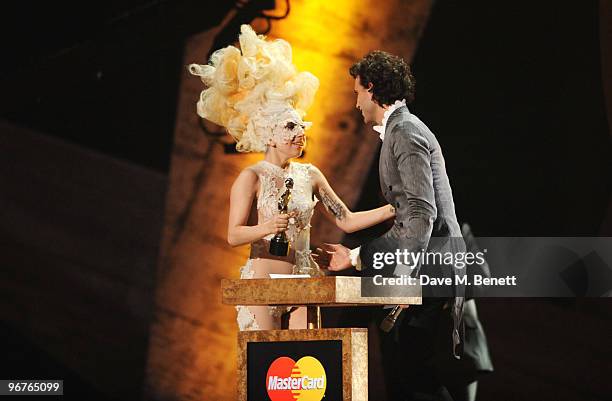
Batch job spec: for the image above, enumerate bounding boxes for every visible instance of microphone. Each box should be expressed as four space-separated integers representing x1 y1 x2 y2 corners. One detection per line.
380 305 403 333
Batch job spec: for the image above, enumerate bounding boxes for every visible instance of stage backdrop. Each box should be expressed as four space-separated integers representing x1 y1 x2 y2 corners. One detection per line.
143 1 433 400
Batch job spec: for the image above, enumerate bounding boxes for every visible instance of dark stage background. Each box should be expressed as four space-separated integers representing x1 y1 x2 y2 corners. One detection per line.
1 1 611 400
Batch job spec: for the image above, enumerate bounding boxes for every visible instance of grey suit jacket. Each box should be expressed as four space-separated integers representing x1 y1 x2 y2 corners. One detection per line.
359 105 465 356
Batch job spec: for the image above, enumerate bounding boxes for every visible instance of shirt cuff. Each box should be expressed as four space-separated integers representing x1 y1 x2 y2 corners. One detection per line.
349 246 362 271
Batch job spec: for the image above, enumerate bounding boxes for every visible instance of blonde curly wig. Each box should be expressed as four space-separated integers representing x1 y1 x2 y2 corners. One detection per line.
188 24 319 152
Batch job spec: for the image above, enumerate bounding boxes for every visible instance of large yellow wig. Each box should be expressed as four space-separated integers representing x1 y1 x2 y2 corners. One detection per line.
188 25 319 152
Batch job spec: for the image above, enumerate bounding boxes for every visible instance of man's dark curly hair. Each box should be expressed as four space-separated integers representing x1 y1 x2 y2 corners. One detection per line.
349 50 415 106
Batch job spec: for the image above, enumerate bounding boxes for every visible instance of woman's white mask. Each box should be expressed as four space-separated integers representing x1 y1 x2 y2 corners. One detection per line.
251 104 312 148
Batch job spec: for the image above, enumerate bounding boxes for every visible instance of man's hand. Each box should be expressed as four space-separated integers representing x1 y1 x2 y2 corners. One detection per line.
313 243 353 271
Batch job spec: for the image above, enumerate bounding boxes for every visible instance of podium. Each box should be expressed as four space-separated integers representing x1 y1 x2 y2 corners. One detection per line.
222 276 421 400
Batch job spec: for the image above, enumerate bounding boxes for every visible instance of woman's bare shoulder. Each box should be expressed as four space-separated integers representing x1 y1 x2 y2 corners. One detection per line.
232 164 260 190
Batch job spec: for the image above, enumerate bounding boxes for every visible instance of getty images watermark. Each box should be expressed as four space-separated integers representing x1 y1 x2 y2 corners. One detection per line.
361 237 612 298
369 248 516 287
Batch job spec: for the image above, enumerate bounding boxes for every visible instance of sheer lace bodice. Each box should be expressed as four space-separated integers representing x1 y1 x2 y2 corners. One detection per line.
251 161 316 241
236 160 319 331
245 160 318 273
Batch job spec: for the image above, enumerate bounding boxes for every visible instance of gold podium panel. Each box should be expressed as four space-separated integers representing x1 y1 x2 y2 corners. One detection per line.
222 276 421 400
221 276 422 307
238 328 367 401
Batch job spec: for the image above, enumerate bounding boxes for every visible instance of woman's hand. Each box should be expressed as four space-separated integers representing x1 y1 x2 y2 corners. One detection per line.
263 213 290 236
389 204 396 217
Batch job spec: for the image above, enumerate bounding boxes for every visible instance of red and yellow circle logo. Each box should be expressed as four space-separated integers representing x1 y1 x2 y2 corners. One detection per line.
266 356 327 401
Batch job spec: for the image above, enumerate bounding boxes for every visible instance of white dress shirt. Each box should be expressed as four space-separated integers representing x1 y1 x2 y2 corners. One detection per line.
372 99 406 141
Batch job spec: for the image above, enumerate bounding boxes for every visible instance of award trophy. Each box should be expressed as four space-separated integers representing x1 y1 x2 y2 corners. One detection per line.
269 177 293 256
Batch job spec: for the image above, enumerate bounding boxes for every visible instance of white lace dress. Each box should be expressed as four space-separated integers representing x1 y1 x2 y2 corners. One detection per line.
236 160 319 330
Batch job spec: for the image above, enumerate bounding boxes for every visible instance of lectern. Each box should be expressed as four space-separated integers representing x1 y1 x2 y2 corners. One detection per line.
222 276 421 401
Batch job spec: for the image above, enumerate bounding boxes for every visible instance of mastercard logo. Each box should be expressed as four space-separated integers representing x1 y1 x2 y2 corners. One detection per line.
266 356 327 401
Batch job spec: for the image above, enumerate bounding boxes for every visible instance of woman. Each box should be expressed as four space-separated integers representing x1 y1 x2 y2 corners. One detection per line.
189 25 395 331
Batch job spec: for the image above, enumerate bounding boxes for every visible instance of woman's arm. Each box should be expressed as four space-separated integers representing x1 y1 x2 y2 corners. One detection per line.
311 166 395 233
227 169 289 247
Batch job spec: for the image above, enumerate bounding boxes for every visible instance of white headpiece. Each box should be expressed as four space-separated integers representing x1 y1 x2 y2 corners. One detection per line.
188 25 319 152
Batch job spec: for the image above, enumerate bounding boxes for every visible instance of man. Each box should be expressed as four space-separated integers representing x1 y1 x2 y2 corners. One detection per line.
322 51 466 400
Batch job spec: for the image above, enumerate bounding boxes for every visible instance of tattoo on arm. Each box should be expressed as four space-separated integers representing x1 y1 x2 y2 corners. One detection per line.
320 188 346 220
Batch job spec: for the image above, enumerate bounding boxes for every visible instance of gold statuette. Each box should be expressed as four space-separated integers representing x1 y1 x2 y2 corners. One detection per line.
269 177 293 256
